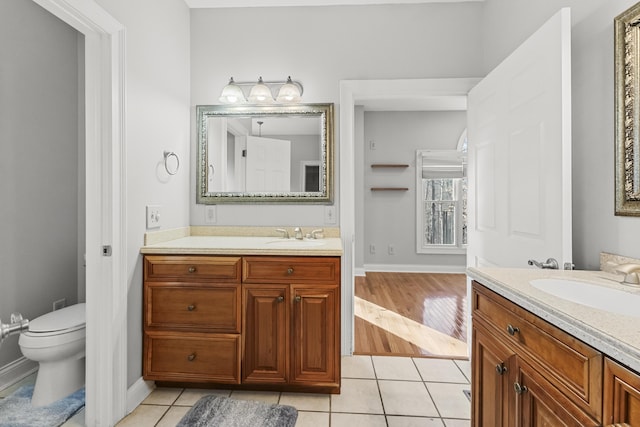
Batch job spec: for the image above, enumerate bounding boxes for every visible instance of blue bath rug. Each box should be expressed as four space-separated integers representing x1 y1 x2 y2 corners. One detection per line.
0 385 84 427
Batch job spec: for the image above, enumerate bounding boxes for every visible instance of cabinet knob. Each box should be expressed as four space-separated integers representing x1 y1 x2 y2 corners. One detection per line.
495 363 507 375
277 296 284 302
513 382 528 394
187 304 196 311
295 295 301 302
187 353 196 362
506 324 520 336
188 266 197 273
287 267 294 275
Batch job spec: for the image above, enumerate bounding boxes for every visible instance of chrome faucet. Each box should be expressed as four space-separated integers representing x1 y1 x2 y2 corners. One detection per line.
527 258 559 270
0 313 29 348
294 227 303 240
310 229 324 239
615 263 640 285
275 228 289 239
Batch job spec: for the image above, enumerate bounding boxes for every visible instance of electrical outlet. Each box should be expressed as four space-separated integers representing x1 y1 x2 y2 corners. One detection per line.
205 205 217 224
53 298 66 311
146 205 162 229
369 244 376 255
325 206 337 224
388 244 395 255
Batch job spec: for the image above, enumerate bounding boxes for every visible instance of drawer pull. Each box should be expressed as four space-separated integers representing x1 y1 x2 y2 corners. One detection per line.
513 382 528 394
506 324 520 336
295 295 301 302
188 266 197 273
277 296 284 302
495 363 507 375
187 353 196 362
287 268 294 275
187 304 196 311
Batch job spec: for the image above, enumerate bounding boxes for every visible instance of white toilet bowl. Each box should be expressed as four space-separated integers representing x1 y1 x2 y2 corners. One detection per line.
18 303 86 407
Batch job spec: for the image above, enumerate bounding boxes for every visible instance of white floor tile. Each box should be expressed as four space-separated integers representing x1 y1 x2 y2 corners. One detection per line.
372 356 421 381
378 380 439 417
229 390 281 404
331 378 383 414
174 388 230 406
295 411 330 427
115 405 168 427
414 358 469 383
331 413 387 427
341 355 375 379
453 359 472 382
61 408 85 427
156 406 190 427
426 382 471 419
386 415 445 426
280 392 330 411
142 387 183 405
443 419 471 427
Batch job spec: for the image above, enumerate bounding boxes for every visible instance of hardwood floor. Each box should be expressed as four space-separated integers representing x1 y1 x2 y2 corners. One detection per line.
354 272 468 359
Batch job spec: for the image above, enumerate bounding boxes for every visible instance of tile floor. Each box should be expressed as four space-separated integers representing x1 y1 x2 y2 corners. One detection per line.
116 355 471 427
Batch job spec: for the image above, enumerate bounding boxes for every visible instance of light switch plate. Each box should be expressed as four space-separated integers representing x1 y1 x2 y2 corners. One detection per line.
146 205 162 229
205 205 217 224
325 206 337 224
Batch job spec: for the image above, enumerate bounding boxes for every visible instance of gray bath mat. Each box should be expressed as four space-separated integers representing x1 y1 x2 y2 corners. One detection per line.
177 395 298 427
0 385 84 427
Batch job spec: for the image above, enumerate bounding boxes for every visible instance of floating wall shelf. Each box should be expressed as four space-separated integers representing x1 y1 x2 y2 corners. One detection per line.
371 164 409 168
371 187 409 191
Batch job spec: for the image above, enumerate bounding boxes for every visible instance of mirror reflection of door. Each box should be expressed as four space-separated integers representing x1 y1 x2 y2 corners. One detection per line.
301 161 321 192
245 136 291 192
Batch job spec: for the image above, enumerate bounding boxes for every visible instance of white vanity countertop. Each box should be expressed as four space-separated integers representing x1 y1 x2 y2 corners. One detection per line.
140 227 343 257
468 267 640 373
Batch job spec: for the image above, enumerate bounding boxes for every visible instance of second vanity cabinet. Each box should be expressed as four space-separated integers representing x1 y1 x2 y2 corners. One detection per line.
472 281 603 426
143 254 341 393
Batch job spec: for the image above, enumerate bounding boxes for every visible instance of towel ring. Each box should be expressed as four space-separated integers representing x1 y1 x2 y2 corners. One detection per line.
164 151 180 175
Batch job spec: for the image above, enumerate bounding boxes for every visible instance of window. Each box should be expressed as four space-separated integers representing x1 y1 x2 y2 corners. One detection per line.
416 150 467 254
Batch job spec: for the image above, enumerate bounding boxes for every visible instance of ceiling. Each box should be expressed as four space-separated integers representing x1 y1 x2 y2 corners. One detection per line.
185 0 482 8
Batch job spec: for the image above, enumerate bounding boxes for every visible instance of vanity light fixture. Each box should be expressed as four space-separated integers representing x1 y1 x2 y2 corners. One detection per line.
218 76 303 105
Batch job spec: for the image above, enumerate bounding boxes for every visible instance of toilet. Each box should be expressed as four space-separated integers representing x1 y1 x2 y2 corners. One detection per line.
18 303 86 407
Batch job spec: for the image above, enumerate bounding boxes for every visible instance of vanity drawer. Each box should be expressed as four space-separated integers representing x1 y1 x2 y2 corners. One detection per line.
243 256 340 284
143 331 241 384
144 255 241 282
472 282 603 419
145 284 241 333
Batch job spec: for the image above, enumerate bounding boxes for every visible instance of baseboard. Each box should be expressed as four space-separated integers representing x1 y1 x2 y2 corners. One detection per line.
363 263 467 274
0 357 38 392
126 377 155 413
354 267 366 277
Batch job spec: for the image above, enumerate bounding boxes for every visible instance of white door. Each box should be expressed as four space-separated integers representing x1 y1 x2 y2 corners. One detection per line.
467 8 572 269
245 136 291 192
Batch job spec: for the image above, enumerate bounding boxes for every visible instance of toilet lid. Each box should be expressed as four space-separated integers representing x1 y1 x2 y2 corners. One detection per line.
29 303 86 333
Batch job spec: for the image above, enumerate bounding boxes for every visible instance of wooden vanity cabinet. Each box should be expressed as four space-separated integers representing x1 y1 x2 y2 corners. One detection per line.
242 256 341 391
471 281 602 426
143 254 340 393
604 357 640 426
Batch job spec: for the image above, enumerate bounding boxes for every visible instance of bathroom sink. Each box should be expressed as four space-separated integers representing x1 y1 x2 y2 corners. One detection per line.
530 278 640 318
265 239 326 248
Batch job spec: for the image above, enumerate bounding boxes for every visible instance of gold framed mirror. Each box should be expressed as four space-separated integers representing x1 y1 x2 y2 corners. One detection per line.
615 3 640 215
195 103 334 204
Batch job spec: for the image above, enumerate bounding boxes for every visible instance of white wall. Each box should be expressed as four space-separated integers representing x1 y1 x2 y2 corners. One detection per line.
190 3 484 227
481 0 640 269
94 0 191 387
0 0 81 370
361 111 467 271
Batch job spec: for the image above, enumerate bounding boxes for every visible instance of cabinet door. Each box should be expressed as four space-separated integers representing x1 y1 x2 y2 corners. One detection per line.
604 358 640 426
515 358 599 427
472 322 515 427
243 285 288 384
290 285 339 386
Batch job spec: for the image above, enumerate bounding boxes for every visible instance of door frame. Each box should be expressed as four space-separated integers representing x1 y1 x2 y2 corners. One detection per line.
32 0 127 425
339 78 480 355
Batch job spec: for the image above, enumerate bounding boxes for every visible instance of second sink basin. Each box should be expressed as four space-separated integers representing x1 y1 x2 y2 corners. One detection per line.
530 278 640 318
265 239 326 248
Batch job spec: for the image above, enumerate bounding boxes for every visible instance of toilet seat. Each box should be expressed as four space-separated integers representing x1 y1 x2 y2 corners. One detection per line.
19 303 86 348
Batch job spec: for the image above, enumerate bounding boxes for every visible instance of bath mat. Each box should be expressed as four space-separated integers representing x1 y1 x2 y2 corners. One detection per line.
0 385 84 427
177 395 298 427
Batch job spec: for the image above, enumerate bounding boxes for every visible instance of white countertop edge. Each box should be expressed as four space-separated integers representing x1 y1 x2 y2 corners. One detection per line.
467 267 640 373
